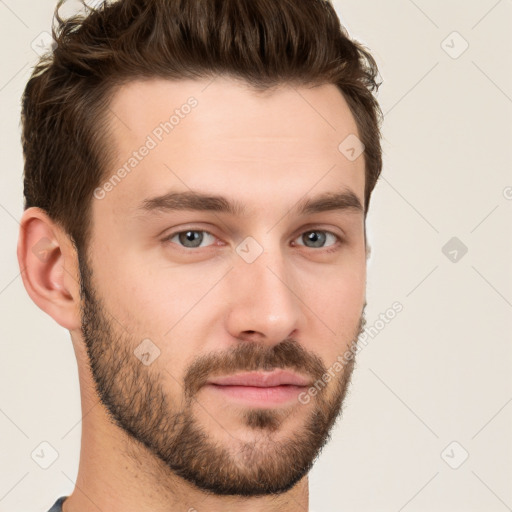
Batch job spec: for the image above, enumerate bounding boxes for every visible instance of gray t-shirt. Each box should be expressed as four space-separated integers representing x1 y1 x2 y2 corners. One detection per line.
47 496 67 512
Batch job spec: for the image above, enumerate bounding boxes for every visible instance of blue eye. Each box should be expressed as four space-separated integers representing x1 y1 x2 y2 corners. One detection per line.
162 228 342 251
164 230 217 249
293 230 340 249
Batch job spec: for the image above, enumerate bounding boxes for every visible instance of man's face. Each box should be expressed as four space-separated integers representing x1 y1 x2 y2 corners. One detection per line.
79 77 367 495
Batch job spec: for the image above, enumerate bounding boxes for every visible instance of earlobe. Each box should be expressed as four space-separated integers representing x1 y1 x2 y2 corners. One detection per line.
17 207 82 331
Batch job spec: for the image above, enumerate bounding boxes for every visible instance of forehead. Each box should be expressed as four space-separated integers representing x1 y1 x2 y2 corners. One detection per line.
99 76 365 217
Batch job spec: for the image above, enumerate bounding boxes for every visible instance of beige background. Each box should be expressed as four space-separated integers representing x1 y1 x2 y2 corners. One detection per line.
1 1 511 510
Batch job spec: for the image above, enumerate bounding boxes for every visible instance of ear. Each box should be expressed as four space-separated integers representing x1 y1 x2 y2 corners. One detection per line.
365 240 372 261
17 207 82 331
364 226 371 261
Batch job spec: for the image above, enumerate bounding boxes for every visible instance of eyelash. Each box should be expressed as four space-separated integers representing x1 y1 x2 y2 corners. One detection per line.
161 228 344 253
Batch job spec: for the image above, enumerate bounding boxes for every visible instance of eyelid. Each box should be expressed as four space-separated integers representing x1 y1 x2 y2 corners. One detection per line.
291 223 346 241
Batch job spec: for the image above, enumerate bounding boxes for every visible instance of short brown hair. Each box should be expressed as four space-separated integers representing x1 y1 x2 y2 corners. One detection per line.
21 0 383 253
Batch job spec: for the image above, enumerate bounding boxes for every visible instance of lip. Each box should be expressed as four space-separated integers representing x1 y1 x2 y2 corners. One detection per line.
204 370 313 407
207 370 312 388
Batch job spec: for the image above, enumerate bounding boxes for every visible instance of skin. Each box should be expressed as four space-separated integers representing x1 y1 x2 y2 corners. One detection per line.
17 76 369 512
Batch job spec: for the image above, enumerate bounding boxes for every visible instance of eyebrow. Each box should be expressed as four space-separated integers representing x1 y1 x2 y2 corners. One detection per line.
138 189 364 217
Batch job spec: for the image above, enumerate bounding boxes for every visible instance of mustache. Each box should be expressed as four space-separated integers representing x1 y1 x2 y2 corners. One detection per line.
183 339 327 399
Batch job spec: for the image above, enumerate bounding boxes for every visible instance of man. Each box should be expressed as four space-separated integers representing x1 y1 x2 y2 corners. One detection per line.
17 0 383 510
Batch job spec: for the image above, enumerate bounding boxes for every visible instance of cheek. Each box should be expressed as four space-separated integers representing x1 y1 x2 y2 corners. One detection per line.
304 252 365 308
92 252 210 364
91 243 191 328
301 259 365 357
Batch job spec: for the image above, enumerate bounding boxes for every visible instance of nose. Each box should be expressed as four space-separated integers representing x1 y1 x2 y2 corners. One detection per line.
224 249 302 345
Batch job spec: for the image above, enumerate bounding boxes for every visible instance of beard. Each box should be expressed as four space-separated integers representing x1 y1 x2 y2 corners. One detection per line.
77 249 366 497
